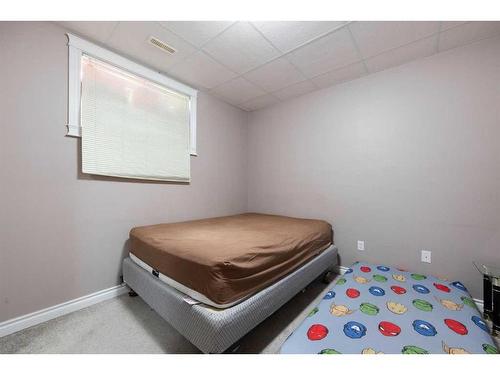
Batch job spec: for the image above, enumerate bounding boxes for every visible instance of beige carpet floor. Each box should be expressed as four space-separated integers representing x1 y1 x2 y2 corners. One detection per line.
0 276 333 354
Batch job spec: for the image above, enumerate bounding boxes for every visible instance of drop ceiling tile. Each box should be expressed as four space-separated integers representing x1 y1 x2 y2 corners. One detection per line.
210 77 266 105
158 21 234 47
202 22 280 74
58 21 118 43
438 21 500 52
168 51 236 89
349 21 440 58
252 21 347 53
286 27 361 78
240 94 280 111
272 80 317 101
243 57 306 92
440 21 469 31
311 62 367 88
365 35 437 73
107 21 197 72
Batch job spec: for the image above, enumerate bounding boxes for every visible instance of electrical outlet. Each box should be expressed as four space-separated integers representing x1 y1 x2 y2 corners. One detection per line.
357 240 365 251
421 250 431 263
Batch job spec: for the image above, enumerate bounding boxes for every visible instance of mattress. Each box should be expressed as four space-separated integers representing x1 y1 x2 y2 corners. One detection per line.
129 213 333 307
130 252 247 308
281 261 498 354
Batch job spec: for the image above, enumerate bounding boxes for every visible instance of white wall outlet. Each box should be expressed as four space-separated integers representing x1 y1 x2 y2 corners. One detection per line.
421 250 431 263
357 240 365 251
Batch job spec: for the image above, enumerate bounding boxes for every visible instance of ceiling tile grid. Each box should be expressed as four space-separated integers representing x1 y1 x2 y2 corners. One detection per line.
311 62 368 88
364 35 438 73
272 80 318 101
158 21 234 48
240 94 281 111
209 77 266 105
58 21 500 112
168 50 237 90
285 27 361 78
201 22 281 74
251 21 347 53
348 21 440 59
438 21 500 52
242 57 307 92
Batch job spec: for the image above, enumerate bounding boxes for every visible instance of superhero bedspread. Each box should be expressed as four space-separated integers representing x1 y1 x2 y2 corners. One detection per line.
281 261 498 354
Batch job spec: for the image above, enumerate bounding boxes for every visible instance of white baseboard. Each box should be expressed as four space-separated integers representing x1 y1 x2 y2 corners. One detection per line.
0 283 128 338
474 298 484 313
333 265 485 313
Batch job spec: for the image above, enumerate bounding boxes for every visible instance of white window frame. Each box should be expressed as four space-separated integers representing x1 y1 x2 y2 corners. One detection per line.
66 33 198 156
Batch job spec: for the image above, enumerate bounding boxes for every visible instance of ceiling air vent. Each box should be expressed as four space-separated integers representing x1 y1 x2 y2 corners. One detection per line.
148 36 176 54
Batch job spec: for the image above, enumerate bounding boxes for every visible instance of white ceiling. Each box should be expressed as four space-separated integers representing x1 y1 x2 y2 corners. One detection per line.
58 21 500 111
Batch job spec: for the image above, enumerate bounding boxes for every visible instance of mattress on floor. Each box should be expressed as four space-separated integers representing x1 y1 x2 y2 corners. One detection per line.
129 213 333 307
281 261 499 354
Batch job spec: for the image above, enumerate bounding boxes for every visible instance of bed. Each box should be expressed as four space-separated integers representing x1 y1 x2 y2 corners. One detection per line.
122 213 337 353
280 261 498 354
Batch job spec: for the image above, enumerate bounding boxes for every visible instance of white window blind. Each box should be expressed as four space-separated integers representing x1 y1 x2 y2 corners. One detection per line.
80 55 191 182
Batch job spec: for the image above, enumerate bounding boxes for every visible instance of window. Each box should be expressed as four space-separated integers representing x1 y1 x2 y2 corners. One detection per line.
66 33 197 182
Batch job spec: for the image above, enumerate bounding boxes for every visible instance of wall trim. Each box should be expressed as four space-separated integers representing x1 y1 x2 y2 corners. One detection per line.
473 298 484 313
333 266 484 313
0 283 128 338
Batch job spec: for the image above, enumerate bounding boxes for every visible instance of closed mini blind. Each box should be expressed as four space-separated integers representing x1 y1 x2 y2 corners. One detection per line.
80 55 191 182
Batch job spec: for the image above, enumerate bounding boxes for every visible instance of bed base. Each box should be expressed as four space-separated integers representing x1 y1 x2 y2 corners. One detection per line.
122 245 338 353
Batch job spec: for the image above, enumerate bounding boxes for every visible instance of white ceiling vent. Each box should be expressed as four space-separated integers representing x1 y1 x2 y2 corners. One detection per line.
147 36 176 54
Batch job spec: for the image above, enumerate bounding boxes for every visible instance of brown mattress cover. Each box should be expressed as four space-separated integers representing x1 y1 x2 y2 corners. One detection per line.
129 213 333 305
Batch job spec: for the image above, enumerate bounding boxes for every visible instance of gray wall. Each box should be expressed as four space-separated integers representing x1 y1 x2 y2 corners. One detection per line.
0 22 248 322
247 36 500 299
1 22 499 324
